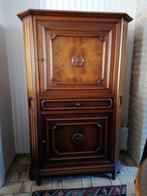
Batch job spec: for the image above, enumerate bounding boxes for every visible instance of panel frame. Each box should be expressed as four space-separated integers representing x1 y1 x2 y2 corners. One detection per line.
36 18 118 98
42 114 113 163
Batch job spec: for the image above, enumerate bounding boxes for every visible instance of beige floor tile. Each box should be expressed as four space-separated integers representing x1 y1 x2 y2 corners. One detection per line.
126 183 135 196
121 152 137 166
17 158 28 165
119 165 131 176
52 177 63 189
110 177 121 185
14 193 31 196
81 176 92 187
3 194 13 196
63 176 82 189
20 172 30 182
5 174 13 185
17 165 28 173
126 166 138 176
8 165 18 173
9 173 20 183
91 176 111 187
0 183 22 194
118 175 135 184
21 182 32 193
31 178 52 192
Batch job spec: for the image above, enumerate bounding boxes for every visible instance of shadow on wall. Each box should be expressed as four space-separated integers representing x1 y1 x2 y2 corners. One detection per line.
0 25 15 187
128 18 146 164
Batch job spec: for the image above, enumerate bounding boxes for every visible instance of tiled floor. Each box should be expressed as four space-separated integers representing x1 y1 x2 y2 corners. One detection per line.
0 153 138 196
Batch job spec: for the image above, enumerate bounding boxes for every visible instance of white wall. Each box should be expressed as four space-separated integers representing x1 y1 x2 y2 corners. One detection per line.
128 0 147 164
1 0 137 153
1 0 40 153
0 0 15 186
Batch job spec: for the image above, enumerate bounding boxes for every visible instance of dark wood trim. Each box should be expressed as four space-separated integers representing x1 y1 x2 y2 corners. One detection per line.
17 9 133 22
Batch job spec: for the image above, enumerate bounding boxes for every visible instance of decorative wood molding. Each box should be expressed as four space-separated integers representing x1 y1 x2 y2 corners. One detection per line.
41 98 113 110
107 30 112 88
42 27 48 88
46 119 108 158
98 35 105 42
71 55 85 67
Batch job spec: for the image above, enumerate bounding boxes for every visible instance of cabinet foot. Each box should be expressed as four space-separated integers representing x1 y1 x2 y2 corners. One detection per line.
29 165 35 180
112 170 116 180
29 165 42 185
112 160 121 180
36 176 42 186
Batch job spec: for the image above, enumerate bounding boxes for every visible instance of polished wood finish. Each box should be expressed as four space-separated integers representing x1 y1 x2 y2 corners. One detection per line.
18 9 132 185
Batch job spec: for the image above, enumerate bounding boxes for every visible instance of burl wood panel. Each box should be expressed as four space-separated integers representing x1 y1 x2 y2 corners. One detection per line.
52 36 104 84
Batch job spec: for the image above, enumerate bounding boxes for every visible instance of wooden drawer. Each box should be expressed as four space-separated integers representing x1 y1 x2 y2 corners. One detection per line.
41 98 113 111
41 114 113 162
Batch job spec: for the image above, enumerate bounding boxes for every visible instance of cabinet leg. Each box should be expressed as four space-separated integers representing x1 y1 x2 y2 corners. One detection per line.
34 169 41 186
35 175 42 186
112 160 121 180
29 165 35 180
112 170 116 180
29 165 42 185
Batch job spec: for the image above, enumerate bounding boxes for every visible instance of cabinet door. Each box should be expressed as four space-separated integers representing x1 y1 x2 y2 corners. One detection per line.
42 114 114 163
37 19 117 99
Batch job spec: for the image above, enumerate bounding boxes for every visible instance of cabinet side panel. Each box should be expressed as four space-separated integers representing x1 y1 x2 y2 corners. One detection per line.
114 19 128 160
23 16 39 167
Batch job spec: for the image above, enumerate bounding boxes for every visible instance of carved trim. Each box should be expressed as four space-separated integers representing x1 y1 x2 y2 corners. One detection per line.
49 37 53 80
48 120 108 156
41 98 113 110
46 118 109 159
96 123 103 152
98 35 105 42
48 32 56 81
96 79 104 85
72 133 84 144
72 55 85 67
48 32 56 40
42 27 48 88
102 40 106 80
96 122 102 128
96 37 106 85
107 30 112 88
104 114 108 155
117 19 124 94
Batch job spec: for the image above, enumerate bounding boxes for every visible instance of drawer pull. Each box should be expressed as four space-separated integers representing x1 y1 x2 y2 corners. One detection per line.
28 97 32 108
72 133 84 144
75 102 81 107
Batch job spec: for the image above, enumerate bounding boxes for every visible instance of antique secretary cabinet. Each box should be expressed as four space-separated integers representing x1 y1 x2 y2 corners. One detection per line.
18 9 132 185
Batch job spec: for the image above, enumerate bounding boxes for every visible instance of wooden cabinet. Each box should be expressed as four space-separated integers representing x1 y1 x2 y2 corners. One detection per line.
18 9 132 185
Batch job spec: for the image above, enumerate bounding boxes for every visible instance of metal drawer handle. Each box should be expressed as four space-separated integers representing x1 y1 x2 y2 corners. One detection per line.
75 102 81 107
72 133 84 144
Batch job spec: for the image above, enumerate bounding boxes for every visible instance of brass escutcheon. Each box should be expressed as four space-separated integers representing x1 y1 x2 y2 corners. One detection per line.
72 55 85 67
